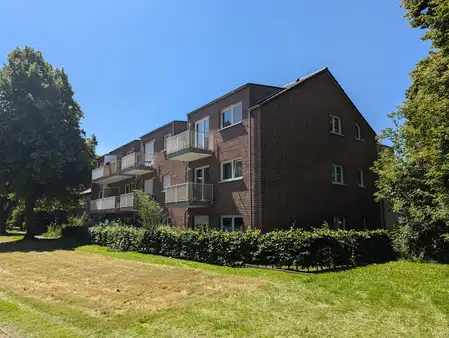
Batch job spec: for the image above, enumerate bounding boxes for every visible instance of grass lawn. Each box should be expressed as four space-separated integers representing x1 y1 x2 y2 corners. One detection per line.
0 236 448 337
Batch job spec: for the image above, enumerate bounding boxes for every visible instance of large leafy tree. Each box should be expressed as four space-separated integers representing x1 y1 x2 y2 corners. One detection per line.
0 47 96 239
374 0 449 260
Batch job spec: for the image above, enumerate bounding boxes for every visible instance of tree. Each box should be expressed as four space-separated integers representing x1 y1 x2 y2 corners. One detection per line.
133 190 166 231
373 1 449 261
0 47 96 239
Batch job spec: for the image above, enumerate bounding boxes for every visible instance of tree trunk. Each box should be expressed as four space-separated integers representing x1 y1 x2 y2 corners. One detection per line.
0 199 6 235
24 197 37 240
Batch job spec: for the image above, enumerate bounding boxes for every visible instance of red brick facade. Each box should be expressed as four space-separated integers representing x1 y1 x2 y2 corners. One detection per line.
91 68 382 231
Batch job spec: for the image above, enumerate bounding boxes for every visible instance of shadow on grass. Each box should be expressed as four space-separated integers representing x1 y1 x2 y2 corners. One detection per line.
0 237 89 253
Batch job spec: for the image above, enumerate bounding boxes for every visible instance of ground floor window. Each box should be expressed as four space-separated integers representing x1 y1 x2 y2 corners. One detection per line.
194 215 209 228
333 216 346 229
221 216 244 232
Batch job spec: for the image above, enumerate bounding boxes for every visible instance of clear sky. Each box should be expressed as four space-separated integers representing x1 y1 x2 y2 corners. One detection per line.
1 1 429 155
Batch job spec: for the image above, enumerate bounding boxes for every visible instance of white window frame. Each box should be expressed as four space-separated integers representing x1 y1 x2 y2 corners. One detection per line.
220 215 244 232
220 102 242 129
195 165 210 183
220 158 243 182
358 168 366 188
355 122 362 140
144 178 154 195
332 164 344 185
329 115 342 135
333 216 346 230
125 184 132 194
162 175 171 192
163 133 172 151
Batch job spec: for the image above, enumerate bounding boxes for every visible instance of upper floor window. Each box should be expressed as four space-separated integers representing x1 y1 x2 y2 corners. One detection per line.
220 102 242 129
221 158 243 182
355 122 362 140
358 168 366 188
329 115 342 135
125 184 132 194
333 216 346 229
163 133 171 151
332 164 344 185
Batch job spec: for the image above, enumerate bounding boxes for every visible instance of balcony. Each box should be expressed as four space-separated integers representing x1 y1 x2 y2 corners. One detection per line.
90 196 119 213
91 160 131 185
165 182 213 208
166 130 213 161
119 192 134 210
120 152 154 175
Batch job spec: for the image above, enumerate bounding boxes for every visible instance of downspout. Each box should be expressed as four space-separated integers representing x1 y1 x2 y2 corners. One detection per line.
248 104 261 229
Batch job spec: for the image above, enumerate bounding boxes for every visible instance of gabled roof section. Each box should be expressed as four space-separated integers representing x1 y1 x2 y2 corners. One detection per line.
186 83 282 117
140 120 186 139
97 139 141 159
249 67 377 135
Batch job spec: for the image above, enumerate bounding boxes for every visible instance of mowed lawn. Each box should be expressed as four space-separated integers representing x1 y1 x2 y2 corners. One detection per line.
0 236 448 338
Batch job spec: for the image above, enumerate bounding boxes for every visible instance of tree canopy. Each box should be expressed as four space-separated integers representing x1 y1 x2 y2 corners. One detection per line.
0 46 96 238
374 1 449 261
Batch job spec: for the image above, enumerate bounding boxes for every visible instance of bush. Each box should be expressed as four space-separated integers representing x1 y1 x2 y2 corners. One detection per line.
89 226 395 268
41 222 63 238
7 200 25 230
134 190 165 231
61 214 90 241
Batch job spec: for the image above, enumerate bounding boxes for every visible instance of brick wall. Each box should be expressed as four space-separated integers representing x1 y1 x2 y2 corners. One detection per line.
258 71 381 231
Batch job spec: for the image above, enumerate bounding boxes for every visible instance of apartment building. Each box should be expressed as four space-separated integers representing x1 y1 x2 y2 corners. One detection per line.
90 67 382 231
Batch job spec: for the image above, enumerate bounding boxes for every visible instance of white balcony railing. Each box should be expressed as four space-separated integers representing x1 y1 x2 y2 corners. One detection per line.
119 193 134 209
166 130 213 155
120 152 154 171
90 196 118 211
92 167 104 181
165 182 213 204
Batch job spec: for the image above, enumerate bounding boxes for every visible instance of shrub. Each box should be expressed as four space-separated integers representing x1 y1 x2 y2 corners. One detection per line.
134 190 165 231
61 214 90 241
41 222 63 238
7 200 25 230
89 226 395 268
98 219 122 227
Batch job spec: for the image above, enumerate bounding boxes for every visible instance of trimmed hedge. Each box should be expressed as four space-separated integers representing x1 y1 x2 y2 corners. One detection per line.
88 226 396 269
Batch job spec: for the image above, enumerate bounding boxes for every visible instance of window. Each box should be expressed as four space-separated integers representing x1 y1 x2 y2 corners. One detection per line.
355 122 362 140
163 175 171 192
220 102 242 129
221 158 243 181
99 191 103 199
358 169 365 187
329 115 342 135
144 178 154 195
333 216 346 229
195 166 210 184
221 216 244 232
125 184 132 194
361 217 367 230
163 133 171 151
332 164 344 185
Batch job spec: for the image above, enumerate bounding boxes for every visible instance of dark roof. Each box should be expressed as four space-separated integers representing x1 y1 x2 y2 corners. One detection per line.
140 120 186 139
249 67 328 108
98 139 140 158
186 83 282 117
249 67 377 136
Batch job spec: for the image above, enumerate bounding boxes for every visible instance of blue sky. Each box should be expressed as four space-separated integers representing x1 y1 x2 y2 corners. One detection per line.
1 1 429 155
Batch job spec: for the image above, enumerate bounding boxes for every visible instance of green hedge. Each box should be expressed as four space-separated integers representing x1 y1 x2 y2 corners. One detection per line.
88 226 395 268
